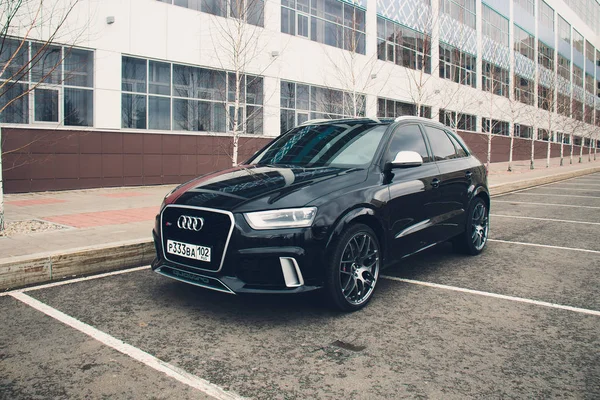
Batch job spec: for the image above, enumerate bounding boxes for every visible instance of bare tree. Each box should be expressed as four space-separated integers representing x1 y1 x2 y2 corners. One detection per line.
205 0 272 166
1 0 85 231
320 9 376 118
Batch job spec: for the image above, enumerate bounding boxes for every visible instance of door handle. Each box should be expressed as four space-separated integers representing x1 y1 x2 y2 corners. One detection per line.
465 171 473 179
431 178 440 188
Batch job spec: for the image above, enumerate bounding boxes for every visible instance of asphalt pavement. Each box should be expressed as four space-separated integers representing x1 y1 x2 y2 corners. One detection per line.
1 173 600 399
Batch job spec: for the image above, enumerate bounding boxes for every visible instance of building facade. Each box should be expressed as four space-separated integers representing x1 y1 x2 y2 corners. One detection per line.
1 0 599 192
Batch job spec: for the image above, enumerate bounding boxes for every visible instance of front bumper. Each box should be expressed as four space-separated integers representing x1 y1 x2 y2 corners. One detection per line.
151 208 327 294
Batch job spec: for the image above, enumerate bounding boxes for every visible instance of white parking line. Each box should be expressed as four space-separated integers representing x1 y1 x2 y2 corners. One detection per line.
488 239 600 254
1 266 151 297
503 193 600 199
490 214 600 225
381 276 600 317
550 183 600 187
530 188 600 192
10 292 245 400
493 200 600 209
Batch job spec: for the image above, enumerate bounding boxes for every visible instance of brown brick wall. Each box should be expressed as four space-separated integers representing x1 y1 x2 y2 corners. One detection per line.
1 128 272 193
456 131 591 164
1 127 595 193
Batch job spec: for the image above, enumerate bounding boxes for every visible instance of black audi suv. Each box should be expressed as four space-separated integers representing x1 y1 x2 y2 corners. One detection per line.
152 117 489 310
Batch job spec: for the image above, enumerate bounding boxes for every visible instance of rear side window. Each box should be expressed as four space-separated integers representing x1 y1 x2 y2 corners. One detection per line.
446 131 468 158
424 126 457 161
387 124 431 163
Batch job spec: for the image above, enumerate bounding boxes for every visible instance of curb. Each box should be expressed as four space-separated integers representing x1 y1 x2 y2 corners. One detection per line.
489 166 600 196
1 166 598 291
1 239 154 291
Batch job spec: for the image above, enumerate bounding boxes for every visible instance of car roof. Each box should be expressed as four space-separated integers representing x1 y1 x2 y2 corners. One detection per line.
298 116 444 127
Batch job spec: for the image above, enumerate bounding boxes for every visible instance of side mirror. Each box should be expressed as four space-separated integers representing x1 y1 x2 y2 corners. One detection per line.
390 151 423 168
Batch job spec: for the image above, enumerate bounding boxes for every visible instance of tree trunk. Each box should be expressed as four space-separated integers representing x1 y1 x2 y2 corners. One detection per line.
508 129 514 172
588 139 592 162
232 70 241 167
595 139 597 161
486 131 492 172
546 138 551 168
570 134 574 164
530 134 535 170
579 138 584 163
0 126 4 232
559 138 564 166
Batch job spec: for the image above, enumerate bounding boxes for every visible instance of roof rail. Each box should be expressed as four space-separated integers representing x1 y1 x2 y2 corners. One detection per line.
394 115 432 122
298 118 331 126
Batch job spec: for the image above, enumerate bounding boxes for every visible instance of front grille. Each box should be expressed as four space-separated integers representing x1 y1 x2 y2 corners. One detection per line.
161 205 234 272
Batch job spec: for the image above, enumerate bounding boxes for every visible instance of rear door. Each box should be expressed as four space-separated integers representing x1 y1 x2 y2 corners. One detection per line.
421 124 471 240
384 123 442 262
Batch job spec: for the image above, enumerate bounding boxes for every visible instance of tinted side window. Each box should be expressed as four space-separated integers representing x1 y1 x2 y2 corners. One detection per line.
424 126 457 161
446 131 468 157
387 124 431 163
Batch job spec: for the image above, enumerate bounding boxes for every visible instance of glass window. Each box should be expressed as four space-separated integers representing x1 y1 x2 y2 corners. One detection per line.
439 109 476 131
585 40 595 64
149 61 171 95
122 57 147 93
538 1 554 31
573 29 584 54
514 0 534 16
439 0 476 29
0 40 94 126
514 25 535 61
64 49 94 88
34 89 59 122
376 16 431 74
0 38 28 81
281 0 365 54
167 0 261 26
439 43 476 88
482 5 508 47
0 82 29 123
482 118 509 136
424 125 457 161
558 15 571 44
446 131 468 157
482 61 509 98
538 41 554 71
64 88 93 126
31 43 61 84
149 96 170 130
387 124 430 163
252 123 387 167
122 93 147 129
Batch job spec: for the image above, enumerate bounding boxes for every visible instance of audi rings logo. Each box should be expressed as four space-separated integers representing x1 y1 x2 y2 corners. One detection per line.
177 215 204 231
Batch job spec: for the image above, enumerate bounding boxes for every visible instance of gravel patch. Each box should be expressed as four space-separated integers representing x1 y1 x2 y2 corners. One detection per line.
0 219 67 237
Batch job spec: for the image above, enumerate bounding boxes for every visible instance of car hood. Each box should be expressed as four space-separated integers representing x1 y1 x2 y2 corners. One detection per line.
166 165 368 212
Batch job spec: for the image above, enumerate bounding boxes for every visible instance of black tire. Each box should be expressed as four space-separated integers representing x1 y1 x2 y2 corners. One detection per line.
324 223 381 311
453 196 489 255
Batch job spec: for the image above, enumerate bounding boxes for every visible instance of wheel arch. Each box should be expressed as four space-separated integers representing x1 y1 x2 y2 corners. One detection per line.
325 207 387 264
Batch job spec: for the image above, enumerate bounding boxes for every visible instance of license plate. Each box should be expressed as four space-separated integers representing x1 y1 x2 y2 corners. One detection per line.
166 240 211 262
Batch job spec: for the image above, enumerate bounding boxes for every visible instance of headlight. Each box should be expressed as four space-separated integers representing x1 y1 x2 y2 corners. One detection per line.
244 207 317 230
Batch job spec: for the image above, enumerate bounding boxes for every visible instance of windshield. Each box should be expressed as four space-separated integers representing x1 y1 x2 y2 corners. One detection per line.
250 123 387 168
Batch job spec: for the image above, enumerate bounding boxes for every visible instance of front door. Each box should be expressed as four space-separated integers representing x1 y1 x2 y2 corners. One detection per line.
385 123 442 262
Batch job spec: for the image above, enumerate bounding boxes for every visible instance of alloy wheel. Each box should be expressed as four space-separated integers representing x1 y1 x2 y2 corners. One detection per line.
471 202 489 251
339 232 380 306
